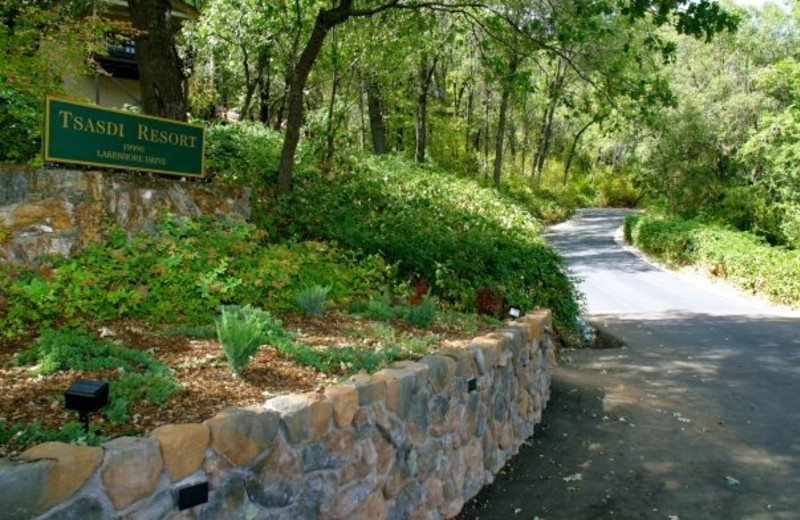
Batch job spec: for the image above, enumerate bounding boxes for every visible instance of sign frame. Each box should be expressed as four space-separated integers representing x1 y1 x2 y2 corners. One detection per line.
44 97 206 178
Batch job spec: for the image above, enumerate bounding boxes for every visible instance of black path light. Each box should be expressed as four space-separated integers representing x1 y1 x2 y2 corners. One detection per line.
65 379 109 432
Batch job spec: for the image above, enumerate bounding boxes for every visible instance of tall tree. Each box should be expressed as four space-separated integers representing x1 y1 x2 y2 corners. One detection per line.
129 0 188 120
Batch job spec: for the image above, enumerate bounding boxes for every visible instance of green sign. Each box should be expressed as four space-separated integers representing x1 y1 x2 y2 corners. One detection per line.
44 97 205 177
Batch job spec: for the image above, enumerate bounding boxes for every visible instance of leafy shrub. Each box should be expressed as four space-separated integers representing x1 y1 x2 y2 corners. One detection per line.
274 341 393 375
266 154 580 336
593 169 641 208
272 325 439 376
623 214 639 243
358 294 398 322
14 329 181 424
0 420 107 455
404 295 437 328
204 122 284 187
296 285 331 316
215 305 276 375
626 213 800 305
626 215 699 265
0 216 391 337
0 87 40 163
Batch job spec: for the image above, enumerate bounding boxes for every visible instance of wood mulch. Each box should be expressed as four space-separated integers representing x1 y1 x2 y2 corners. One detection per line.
0 312 494 457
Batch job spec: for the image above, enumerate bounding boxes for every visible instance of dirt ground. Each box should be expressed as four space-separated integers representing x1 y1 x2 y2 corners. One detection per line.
0 312 493 457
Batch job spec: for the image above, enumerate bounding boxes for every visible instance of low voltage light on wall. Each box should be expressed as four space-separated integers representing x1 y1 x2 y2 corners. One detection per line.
508 307 521 319
65 379 109 432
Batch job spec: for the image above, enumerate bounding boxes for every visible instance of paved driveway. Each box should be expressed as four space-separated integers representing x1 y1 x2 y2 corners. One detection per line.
458 209 800 520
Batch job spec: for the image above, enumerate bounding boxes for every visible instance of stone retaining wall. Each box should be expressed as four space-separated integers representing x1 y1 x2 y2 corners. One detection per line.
0 311 555 520
0 167 250 266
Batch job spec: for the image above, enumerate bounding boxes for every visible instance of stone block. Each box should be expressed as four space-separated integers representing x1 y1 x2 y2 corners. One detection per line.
101 436 164 510
416 437 446 481
205 407 279 466
462 438 484 499
298 471 337 518
406 390 431 446
418 355 456 394
468 336 502 370
38 495 108 520
386 482 425 520
324 385 359 428
437 348 477 379
373 368 416 419
265 393 332 445
389 360 429 391
18 442 103 511
497 328 524 360
426 478 444 510
502 320 531 346
164 510 197 520
370 431 396 479
301 442 346 473
0 458 52 520
151 424 210 481
345 489 386 520
375 408 410 449
347 373 386 406
429 394 450 432
12 200 73 230
248 436 302 510
330 475 378 519
198 473 252 520
122 489 173 520
352 407 376 440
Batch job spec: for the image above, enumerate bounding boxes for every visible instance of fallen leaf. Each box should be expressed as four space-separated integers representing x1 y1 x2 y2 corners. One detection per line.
563 473 583 482
725 476 741 486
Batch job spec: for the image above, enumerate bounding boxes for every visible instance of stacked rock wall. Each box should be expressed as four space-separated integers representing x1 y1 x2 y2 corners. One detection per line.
0 311 555 520
0 167 251 266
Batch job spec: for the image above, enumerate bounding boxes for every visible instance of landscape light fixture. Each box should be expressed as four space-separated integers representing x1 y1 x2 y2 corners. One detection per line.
508 307 521 319
65 379 109 432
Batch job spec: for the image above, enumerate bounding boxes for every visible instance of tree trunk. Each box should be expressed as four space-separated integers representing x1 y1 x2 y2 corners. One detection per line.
128 0 186 120
521 101 529 177
276 4 353 194
492 82 511 187
465 86 473 154
240 47 256 119
533 59 566 182
563 118 595 185
366 82 386 154
274 81 287 130
258 47 272 124
482 84 491 179
492 56 517 187
415 54 437 164
324 28 340 161
357 80 366 151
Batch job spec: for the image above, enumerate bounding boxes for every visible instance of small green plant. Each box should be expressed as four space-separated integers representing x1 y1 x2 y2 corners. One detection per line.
404 295 437 328
14 329 181 425
215 305 276 375
296 285 331 316
359 294 397 321
160 324 217 339
0 420 108 455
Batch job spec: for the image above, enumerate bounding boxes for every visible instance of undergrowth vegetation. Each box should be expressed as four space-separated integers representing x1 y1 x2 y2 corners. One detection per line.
267 154 581 337
14 329 182 425
0 216 391 336
625 214 800 305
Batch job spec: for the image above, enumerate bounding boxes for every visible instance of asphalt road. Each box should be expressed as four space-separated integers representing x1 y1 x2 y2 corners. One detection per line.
458 209 800 520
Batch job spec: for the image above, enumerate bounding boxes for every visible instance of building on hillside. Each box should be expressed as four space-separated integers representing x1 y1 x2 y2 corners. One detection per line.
63 0 198 110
